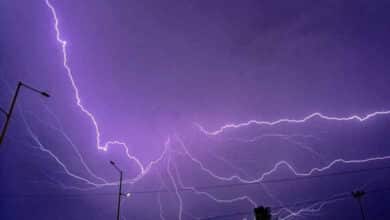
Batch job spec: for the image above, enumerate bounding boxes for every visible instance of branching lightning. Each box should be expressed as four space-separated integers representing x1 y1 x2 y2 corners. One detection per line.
44 0 168 185
177 133 390 183
197 111 390 136
28 0 390 219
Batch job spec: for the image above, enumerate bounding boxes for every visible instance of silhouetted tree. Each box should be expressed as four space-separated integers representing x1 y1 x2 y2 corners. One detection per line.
254 206 272 220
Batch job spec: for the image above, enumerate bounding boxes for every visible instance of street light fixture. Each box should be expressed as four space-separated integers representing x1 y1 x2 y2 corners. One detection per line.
110 160 124 220
0 81 50 145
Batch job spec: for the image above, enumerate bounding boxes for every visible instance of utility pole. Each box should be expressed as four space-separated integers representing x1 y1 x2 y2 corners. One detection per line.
254 206 272 220
0 81 50 145
110 161 123 220
352 190 366 220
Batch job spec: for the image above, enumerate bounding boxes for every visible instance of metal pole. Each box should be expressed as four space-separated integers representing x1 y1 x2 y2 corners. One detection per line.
116 171 123 220
110 161 123 220
0 82 22 145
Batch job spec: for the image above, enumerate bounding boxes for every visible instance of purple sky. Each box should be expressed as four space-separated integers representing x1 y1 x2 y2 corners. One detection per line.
1 0 390 219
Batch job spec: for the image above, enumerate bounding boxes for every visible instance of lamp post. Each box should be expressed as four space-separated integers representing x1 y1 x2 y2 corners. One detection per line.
0 81 50 145
110 161 123 220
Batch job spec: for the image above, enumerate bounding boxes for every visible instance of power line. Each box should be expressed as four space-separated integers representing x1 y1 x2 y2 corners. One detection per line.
199 187 390 220
191 165 390 191
0 192 116 199
1 165 390 199
125 164 390 193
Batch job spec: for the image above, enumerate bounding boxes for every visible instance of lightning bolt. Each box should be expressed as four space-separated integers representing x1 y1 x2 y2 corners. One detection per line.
167 153 184 220
26 105 108 184
19 108 102 187
197 111 390 136
179 133 390 183
221 133 323 162
172 160 258 208
277 195 349 220
157 176 168 220
44 0 169 184
38 0 390 219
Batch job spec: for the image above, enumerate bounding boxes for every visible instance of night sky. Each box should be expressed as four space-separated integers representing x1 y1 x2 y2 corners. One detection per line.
1 0 390 219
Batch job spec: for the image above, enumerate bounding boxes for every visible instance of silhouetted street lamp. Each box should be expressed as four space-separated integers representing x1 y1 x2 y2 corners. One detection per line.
110 160 124 220
0 81 50 145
